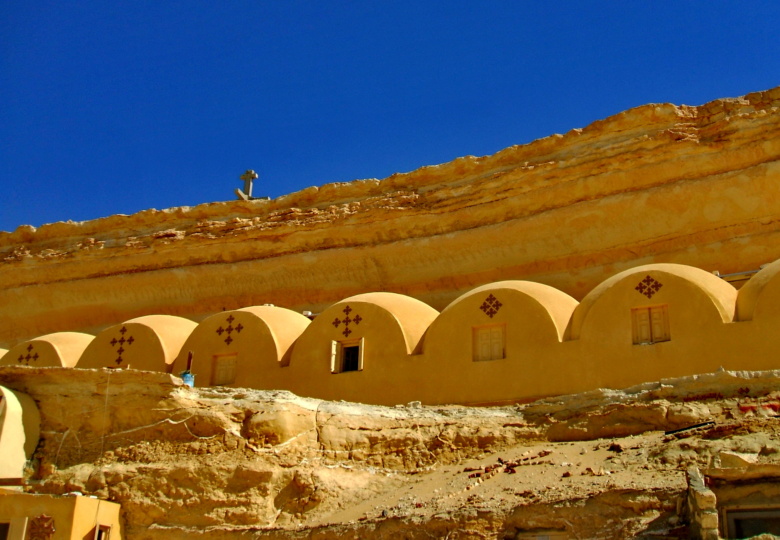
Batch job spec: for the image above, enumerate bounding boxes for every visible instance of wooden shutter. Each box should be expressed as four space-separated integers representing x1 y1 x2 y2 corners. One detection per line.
650 305 670 342
330 341 339 373
477 328 491 361
633 308 652 344
490 326 504 360
474 326 504 361
212 354 237 385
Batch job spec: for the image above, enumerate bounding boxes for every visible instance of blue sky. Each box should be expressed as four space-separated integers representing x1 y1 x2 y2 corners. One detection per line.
1 2 779 232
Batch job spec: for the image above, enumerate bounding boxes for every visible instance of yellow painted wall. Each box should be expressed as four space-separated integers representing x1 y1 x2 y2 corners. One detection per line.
6 261 780 406
260 262 780 404
286 293 438 404
78 315 195 372
72 496 123 540
1 332 93 368
420 281 578 404
563 264 741 395
0 492 122 540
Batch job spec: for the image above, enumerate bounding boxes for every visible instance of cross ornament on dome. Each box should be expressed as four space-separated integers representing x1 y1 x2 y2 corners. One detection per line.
480 294 503 318
110 326 135 365
635 275 663 299
331 305 363 337
17 343 40 365
216 314 244 345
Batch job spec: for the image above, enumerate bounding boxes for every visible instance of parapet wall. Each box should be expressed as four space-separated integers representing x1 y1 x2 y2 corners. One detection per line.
3 259 780 406
1 87 780 346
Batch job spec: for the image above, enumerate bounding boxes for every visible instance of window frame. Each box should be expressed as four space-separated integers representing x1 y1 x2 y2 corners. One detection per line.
631 305 670 345
724 506 780 538
94 525 112 540
472 323 506 362
211 352 238 386
330 338 364 374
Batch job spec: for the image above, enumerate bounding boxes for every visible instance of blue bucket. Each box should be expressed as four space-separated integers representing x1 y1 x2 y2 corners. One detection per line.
180 372 195 387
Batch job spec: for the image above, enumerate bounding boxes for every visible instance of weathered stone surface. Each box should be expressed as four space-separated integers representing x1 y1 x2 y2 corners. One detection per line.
2 87 780 346
3 366 780 538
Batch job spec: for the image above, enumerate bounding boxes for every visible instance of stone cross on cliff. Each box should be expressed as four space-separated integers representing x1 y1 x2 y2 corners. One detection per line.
236 170 269 201
236 169 258 200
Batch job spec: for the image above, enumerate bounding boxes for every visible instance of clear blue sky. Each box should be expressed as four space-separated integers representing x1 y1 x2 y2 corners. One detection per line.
1 2 779 233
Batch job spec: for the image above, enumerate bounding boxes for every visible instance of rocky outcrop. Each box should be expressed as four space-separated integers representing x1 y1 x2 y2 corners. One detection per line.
2 87 780 346
3 366 780 538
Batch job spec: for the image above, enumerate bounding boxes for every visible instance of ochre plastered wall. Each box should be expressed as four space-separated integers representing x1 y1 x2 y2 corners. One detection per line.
419 281 578 404
562 264 741 394
170 306 310 388
78 315 196 372
0 332 93 368
285 293 439 404
0 386 40 478
0 492 122 540
4 261 780 405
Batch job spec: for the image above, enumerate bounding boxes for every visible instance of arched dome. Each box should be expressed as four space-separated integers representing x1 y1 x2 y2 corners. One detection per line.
567 263 736 340
78 315 196 371
170 305 310 388
736 258 780 321
1 332 94 368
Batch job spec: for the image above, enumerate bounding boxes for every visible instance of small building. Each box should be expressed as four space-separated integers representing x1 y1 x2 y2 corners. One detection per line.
170 306 310 388
1 333 93 368
420 280 578 404
0 491 122 540
78 315 196 372
565 263 739 392
287 292 438 405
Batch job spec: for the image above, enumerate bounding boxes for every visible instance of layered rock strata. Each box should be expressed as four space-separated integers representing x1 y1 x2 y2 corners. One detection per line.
1 88 780 346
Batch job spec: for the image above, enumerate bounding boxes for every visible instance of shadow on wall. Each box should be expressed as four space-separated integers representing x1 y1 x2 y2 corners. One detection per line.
4 261 780 405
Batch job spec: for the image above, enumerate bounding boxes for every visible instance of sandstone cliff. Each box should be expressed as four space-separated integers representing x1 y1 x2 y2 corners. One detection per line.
1 87 780 346
2 367 780 538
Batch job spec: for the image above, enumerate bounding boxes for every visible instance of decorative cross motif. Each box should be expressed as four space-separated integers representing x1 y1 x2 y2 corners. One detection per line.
28 514 56 540
110 326 135 365
635 275 663 299
480 294 503 318
17 343 40 365
331 305 363 337
216 314 243 345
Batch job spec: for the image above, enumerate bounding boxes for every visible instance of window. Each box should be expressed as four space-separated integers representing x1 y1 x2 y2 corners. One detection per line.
632 305 670 344
331 339 364 373
94 525 112 540
211 353 237 386
473 324 505 362
725 508 780 538
1 518 27 540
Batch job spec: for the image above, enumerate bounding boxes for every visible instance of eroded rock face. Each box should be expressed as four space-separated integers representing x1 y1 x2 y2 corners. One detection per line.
2 88 780 345
3 367 780 539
